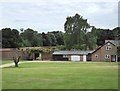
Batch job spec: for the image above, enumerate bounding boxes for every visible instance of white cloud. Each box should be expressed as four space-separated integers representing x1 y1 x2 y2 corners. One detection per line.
0 1 118 32
0 0 119 3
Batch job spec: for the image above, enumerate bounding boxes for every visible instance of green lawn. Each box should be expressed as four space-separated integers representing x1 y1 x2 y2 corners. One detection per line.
1 60 28 64
1 60 13 64
2 62 118 89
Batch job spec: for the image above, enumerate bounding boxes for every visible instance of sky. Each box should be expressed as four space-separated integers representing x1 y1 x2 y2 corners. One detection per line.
0 0 119 33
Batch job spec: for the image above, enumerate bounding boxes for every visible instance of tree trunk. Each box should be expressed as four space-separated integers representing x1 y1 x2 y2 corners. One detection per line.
13 56 20 67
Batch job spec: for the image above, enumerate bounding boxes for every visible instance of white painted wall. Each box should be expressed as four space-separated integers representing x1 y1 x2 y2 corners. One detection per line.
83 55 86 62
71 55 80 61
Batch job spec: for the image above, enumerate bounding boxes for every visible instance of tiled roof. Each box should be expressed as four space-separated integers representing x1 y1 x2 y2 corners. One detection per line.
53 50 94 55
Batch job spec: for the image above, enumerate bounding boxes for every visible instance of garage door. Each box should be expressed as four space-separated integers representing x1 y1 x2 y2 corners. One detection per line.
71 55 80 61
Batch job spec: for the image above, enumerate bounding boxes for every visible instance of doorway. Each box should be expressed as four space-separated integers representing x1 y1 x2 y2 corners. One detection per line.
111 55 117 62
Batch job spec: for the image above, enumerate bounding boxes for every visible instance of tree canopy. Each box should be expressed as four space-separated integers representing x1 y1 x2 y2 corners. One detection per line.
2 28 21 48
1 13 119 50
64 14 95 50
63 14 119 50
1 28 64 48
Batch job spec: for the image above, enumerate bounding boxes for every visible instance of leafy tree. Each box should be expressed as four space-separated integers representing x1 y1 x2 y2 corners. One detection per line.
42 32 51 46
47 32 57 46
55 31 64 45
86 32 97 50
20 28 43 47
96 28 119 46
64 14 90 50
36 33 43 46
113 27 120 40
48 31 64 45
1 28 21 48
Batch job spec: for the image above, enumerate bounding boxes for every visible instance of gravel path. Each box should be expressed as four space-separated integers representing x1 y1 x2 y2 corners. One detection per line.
0 61 40 68
0 60 70 68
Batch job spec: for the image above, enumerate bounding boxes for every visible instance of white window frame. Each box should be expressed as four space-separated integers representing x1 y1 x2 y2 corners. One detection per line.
106 46 112 50
105 54 110 59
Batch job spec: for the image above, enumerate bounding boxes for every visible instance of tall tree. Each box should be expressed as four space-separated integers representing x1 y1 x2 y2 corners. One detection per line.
64 14 90 50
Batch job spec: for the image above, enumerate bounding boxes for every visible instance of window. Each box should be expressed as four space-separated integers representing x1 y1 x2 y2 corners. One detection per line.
106 46 112 50
95 54 98 58
107 43 110 45
105 55 110 59
63 55 67 58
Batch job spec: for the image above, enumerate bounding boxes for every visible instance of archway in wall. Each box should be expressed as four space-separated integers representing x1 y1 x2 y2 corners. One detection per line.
31 50 42 60
34 52 42 60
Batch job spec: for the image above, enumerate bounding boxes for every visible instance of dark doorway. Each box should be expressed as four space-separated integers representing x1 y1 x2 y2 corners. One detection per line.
52 55 68 61
111 55 116 62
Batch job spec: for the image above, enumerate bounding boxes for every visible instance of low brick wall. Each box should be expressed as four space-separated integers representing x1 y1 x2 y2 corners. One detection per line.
41 53 52 60
0 48 29 60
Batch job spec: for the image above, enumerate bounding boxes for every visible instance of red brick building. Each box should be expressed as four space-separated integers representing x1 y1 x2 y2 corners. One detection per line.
91 41 118 62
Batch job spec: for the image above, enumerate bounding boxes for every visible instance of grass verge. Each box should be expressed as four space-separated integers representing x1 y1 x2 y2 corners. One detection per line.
2 62 118 89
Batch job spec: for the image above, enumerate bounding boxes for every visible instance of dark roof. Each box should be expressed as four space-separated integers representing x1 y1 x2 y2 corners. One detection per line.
105 40 120 46
92 41 116 54
53 50 94 55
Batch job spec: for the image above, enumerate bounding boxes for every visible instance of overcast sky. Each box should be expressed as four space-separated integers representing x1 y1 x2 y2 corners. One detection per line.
0 0 119 33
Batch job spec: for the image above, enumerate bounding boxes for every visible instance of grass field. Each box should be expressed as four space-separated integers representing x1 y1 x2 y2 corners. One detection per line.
1 60 28 64
1 60 13 64
2 62 118 89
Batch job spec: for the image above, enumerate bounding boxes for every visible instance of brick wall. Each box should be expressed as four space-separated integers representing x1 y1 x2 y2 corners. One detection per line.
1 48 29 60
41 53 52 60
91 42 117 62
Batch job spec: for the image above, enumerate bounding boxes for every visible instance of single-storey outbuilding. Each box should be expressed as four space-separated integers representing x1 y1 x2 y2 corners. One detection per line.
52 50 94 62
52 40 119 62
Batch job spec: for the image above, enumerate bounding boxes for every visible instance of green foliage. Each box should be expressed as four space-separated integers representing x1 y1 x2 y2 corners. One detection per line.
27 46 62 53
64 14 93 50
64 14 119 50
42 31 64 46
95 27 118 45
116 27 120 40
1 28 64 48
1 15 119 49
47 32 57 46
20 28 43 47
117 46 120 56
1 28 21 48
51 31 64 45
25 45 66 54
86 31 97 50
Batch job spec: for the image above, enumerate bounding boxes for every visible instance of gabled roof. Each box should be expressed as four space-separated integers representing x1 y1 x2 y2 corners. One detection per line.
105 40 120 46
53 50 94 55
92 41 116 54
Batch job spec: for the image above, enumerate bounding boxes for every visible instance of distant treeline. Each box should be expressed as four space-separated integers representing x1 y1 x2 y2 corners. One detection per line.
1 28 64 48
1 14 119 50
